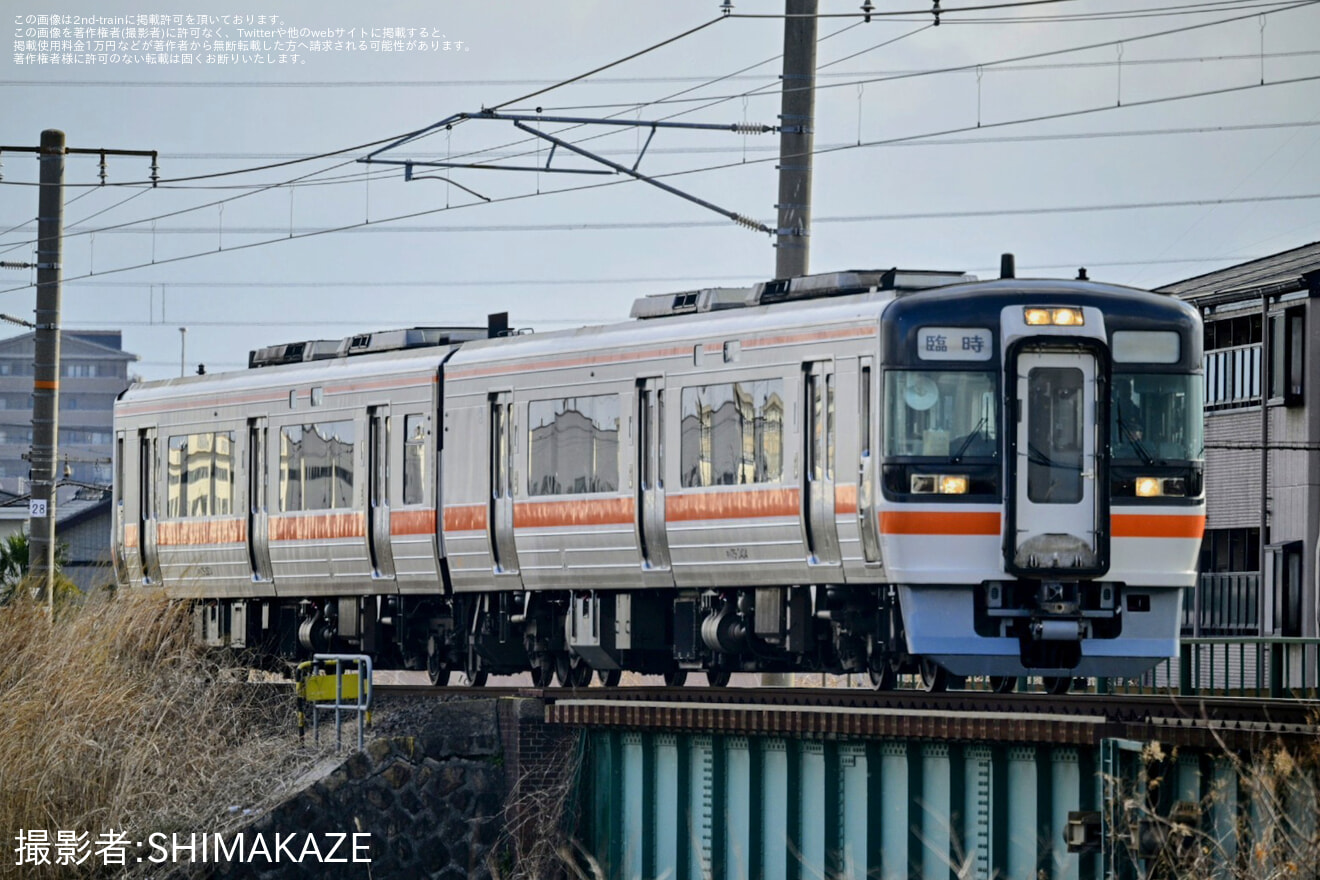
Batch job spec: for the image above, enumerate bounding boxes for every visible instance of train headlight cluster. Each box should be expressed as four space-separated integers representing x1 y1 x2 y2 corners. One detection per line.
1134 476 1188 498
911 473 970 495
1024 307 1085 327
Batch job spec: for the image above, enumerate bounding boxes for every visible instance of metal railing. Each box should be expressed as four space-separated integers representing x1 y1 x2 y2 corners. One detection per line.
1186 572 1260 636
1113 637 1320 698
294 653 374 751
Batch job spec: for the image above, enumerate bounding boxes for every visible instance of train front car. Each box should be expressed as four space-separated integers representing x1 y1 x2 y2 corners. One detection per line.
877 278 1204 690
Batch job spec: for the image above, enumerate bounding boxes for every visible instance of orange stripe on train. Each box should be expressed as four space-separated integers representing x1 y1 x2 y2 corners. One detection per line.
269 511 365 541
514 497 634 528
666 488 800 523
443 504 487 533
1111 513 1205 539
157 518 247 546
834 484 858 516
390 509 437 536
879 510 1002 536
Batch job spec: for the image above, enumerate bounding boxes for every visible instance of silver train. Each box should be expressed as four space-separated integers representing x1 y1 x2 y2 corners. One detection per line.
112 265 1205 691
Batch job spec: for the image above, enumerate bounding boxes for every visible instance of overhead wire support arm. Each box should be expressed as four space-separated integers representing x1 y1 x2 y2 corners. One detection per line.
510 120 772 233
359 110 775 234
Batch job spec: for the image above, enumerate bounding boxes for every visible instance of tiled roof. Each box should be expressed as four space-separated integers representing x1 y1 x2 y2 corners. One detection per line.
1156 241 1320 299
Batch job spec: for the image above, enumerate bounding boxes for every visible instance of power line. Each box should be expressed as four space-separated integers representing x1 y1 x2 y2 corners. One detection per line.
1 68 1314 299
729 0 1307 17
43 191 1320 237
1 7 1314 291
55 256 1281 291
466 0 1318 172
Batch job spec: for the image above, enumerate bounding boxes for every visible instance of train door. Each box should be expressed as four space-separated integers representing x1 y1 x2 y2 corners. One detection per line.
137 427 162 584
803 361 841 567
1009 350 1101 573
247 418 274 583
636 377 672 577
488 392 520 575
113 431 128 583
857 358 882 565
367 405 396 579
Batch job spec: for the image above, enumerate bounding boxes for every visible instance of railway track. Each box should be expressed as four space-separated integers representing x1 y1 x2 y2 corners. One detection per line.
370 683 1320 748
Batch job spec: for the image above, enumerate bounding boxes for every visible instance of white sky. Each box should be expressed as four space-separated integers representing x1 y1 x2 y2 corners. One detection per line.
2 0 1318 380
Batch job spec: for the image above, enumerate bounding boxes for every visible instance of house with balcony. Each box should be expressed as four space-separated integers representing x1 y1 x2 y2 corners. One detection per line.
1158 242 1319 646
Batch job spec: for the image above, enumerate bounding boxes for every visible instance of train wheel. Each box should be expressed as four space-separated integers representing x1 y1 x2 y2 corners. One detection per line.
1043 676 1071 695
663 670 688 687
989 676 1016 694
706 669 731 688
426 636 450 686
556 653 592 688
597 669 622 688
918 658 948 693
455 670 488 688
530 661 555 688
868 662 898 692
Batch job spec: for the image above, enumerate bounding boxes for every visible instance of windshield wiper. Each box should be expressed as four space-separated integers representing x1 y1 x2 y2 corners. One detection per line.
949 416 989 463
1116 415 1155 466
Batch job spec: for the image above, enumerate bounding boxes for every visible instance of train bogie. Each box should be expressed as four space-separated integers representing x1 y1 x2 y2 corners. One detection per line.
113 268 1204 690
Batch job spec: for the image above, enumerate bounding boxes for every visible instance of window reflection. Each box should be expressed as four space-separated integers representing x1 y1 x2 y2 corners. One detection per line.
166 431 234 517
528 395 620 496
279 420 356 511
680 379 784 488
403 414 427 505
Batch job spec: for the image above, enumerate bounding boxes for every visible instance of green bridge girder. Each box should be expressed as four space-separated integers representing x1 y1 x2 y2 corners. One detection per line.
579 729 1284 880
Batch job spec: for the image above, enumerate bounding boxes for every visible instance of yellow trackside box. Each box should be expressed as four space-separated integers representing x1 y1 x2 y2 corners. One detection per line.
298 672 361 703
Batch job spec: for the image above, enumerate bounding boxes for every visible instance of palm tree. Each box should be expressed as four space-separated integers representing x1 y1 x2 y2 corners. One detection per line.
0 532 75 606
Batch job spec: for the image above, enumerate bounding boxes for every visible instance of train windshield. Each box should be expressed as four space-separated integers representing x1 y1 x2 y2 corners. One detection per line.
884 370 998 459
1111 372 1203 463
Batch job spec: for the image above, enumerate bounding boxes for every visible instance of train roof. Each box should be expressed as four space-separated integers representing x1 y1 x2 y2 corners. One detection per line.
118 269 1200 413
116 340 457 413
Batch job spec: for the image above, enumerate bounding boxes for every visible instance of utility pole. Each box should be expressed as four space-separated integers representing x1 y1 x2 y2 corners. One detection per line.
0 130 157 612
774 0 818 280
30 129 65 613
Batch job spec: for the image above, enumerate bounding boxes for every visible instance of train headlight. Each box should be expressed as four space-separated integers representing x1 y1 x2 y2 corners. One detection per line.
939 474 969 495
1134 477 1161 497
1134 476 1188 498
1024 307 1085 326
911 473 969 494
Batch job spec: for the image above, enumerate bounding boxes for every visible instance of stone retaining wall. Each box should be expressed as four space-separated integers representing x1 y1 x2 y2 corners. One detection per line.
167 696 578 880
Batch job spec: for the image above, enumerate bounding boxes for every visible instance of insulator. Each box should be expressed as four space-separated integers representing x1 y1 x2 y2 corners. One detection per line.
731 213 769 233
730 123 769 135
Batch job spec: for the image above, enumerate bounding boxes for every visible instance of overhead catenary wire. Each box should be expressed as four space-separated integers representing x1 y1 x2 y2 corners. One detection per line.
47 191 1320 237
1 66 1316 299
0 2 1314 297
444 0 1316 172
57 255 1289 291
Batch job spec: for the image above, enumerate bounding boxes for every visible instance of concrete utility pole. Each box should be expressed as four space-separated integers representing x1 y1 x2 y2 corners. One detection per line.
774 0 818 280
30 129 66 612
0 130 157 611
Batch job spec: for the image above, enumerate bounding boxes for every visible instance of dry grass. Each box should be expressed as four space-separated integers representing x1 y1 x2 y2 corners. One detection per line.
0 587 321 879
